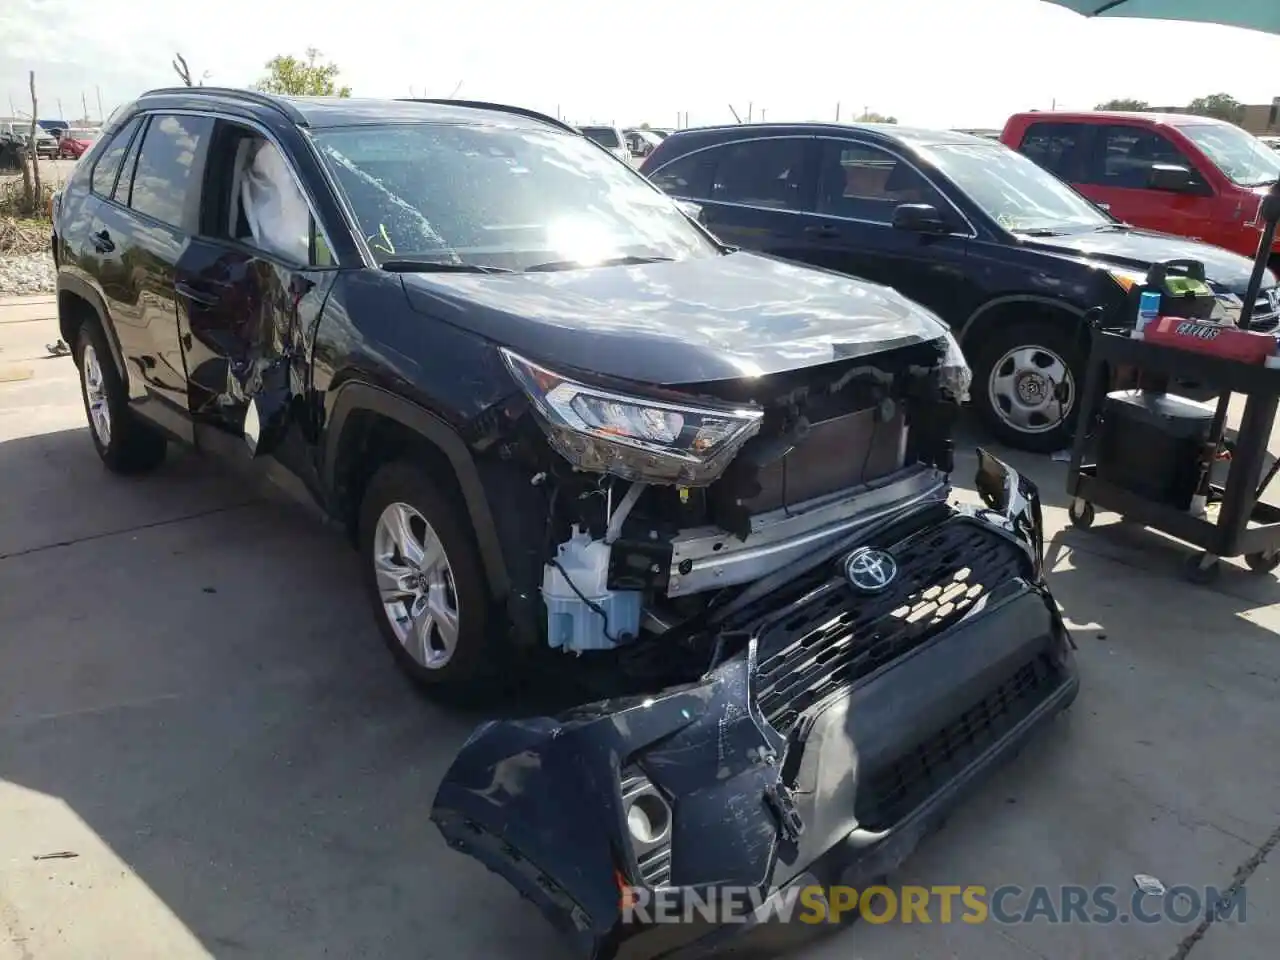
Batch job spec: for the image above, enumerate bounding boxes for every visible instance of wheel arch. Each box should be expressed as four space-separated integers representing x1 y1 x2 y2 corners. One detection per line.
322 382 511 600
957 295 1088 356
57 274 127 386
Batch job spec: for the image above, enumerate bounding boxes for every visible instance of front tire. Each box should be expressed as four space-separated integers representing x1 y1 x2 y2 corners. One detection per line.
75 320 167 473
358 461 495 691
971 320 1083 454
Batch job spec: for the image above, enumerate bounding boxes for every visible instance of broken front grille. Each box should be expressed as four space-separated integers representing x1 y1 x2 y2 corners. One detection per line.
854 653 1063 830
753 519 1027 734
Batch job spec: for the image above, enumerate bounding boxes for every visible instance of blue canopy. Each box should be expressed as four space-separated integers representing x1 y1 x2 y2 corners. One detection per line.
1043 0 1280 35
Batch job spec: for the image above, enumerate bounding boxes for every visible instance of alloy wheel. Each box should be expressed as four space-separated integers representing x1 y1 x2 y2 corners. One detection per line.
372 501 461 670
82 343 112 447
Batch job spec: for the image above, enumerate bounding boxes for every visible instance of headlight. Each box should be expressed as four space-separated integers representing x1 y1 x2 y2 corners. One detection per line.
938 328 972 403
1106 266 1149 293
501 349 763 485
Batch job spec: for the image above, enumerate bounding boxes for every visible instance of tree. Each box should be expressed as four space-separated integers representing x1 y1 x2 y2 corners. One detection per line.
255 48 351 97
172 52 209 87
1186 93 1244 125
1095 98 1150 111
857 111 897 124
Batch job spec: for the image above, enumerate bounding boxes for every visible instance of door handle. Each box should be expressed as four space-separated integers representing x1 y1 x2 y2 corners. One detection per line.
174 281 220 308
91 229 114 253
804 224 841 239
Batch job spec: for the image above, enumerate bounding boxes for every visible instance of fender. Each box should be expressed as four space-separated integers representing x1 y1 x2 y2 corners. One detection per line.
322 381 511 598
56 273 128 389
957 294 1086 346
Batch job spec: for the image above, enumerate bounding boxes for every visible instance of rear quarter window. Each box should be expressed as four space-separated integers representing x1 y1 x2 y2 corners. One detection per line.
90 117 143 196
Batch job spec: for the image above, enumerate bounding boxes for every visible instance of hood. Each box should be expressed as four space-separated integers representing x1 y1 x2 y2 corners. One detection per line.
399 251 949 385
1024 227 1274 295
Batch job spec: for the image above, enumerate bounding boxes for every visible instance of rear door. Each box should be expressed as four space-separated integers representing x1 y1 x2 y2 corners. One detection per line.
798 137 975 322
1076 123 1221 241
655 136 817 261
94 112 215 440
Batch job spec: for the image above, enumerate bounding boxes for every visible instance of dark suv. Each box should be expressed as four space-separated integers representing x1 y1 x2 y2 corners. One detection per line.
640 123 1280 452
52 88 1077 959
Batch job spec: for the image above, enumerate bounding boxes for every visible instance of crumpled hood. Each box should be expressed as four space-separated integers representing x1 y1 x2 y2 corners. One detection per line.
399 251 949 385
1024 227 1275 295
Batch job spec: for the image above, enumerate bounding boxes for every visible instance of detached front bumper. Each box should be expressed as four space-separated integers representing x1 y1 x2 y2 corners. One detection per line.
432 451 1078 960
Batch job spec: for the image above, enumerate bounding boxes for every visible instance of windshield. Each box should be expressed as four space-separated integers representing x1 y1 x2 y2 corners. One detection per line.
580 127 621 149
923 142 1110 234
313 122 718 270
1177 123 1280 187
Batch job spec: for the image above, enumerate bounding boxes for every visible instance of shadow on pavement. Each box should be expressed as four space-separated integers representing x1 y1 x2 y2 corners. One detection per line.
0 427 565 960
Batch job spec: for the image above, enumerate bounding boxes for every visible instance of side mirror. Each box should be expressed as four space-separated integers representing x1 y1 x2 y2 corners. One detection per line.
675 199 705 224
892 203 949 234
1148 164 1195 193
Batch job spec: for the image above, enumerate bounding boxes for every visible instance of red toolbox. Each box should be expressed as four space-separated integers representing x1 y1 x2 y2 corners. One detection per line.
1142 316 1277 364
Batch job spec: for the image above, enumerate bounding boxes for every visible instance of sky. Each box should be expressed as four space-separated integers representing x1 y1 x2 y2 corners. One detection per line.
1 0 1278 130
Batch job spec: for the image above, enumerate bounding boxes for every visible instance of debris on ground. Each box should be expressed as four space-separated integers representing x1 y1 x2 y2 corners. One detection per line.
32 851 79 861
1133 873 1166 896
0 216 48 255
46 339 70 357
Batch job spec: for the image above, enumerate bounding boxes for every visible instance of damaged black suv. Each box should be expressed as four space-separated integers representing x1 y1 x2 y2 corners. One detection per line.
53 88 1078 959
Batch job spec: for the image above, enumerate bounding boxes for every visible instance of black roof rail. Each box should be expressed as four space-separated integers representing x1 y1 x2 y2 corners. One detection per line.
398 98 577 134
136 86 309 126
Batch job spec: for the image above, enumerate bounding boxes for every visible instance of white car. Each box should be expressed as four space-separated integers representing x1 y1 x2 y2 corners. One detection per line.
1261 135 1280 152
578 125 631 163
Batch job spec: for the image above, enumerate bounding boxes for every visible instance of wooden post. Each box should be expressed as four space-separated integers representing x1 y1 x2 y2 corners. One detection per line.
28 71 41 212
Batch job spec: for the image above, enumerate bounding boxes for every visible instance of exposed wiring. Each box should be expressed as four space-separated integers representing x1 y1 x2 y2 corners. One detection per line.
370 223 396 255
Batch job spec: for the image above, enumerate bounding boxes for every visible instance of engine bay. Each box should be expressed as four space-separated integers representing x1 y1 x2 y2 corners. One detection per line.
478 336 964 665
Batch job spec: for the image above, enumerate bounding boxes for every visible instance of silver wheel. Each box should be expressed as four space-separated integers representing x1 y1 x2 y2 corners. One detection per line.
987 344 1076 435
372 501 461 670
82 343 112 447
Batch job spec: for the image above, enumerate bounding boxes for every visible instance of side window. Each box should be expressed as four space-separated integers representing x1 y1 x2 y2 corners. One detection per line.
200 121 328 267
708 139 807 210
1018 122 1085 179
90 117 142 196
814 140 945 223
648 151 712 198
112 117 146 206
128 113 214 228
1084 125 1206 190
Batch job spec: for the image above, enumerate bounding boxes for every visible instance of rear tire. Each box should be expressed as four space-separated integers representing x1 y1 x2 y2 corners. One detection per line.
971 319 1083 454
74 319 167 474
357 461 496 692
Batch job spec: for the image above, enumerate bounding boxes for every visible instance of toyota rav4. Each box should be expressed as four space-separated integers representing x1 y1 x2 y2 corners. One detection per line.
52 88 1078 959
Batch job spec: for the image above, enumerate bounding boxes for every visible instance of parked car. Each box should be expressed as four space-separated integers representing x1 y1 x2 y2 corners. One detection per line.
639 123 1280 451
56 127 98 159
577 123 631 162
52 87 1076 959
623 127 662 158
1001 112 1280 268
0 121 58 158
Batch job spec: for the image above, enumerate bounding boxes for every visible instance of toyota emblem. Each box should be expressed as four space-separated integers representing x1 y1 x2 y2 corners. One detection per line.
844 547 898 594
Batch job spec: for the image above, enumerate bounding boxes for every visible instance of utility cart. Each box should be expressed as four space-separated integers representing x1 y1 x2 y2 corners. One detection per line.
1065 181 1280 585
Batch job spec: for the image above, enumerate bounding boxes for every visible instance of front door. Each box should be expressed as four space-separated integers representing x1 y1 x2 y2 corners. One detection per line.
798 138 973 323
173 120 336 498
1075 123 1222 243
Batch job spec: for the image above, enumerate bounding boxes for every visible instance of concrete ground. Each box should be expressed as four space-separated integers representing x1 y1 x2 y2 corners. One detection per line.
2 295 1279 960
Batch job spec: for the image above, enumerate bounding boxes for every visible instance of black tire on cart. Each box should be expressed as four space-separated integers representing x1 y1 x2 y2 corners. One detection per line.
1183 551 1222 585
1067 499 1095 530
1244 550 1280 575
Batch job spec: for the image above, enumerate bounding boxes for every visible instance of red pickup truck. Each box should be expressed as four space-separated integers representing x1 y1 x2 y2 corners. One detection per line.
1001 112 1280 269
